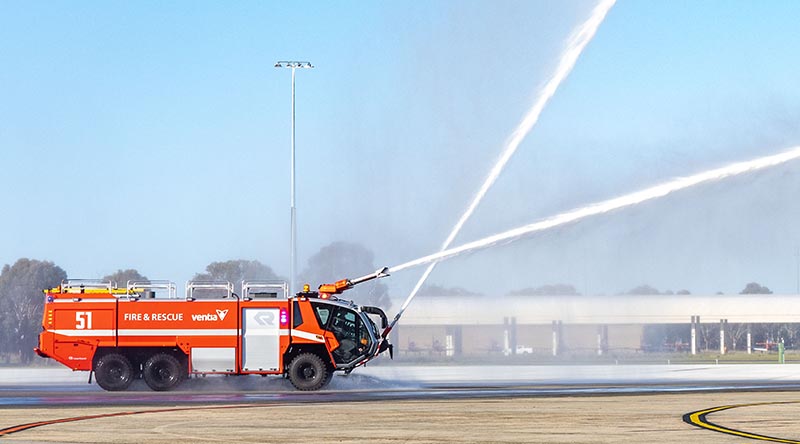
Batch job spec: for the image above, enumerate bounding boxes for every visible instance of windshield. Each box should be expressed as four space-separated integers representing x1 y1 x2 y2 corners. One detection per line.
363 315 379 338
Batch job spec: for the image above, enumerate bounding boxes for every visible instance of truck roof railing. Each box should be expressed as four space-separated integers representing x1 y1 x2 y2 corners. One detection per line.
60 279 119 294
185 281 235 300
242 281 289 300
51 279 283 300
126 281 177 299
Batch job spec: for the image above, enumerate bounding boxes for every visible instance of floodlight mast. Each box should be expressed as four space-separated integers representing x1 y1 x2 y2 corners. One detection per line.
275 60 313 297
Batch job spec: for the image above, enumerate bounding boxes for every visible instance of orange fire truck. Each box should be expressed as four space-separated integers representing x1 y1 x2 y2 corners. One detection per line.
35 268 392 391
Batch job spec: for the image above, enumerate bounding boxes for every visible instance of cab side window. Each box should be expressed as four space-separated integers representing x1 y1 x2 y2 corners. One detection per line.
292 300 304 328
310 302 332 329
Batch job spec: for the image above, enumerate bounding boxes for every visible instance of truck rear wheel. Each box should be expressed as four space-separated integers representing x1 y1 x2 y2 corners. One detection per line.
288 353 330 391
143 353 183 391
95 353 134 391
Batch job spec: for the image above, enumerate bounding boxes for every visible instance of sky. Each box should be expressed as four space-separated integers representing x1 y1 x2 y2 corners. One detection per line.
2 1 800 300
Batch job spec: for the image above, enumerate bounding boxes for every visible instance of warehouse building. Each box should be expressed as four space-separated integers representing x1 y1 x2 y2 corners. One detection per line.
389 294 800 356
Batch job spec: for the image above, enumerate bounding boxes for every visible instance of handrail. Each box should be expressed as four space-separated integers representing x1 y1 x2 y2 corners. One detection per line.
126 280 177 299
185 281 235 300
242 280 288 300
60 279 117 293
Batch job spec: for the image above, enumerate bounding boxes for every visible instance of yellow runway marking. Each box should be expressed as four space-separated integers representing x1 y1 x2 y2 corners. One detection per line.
683 401 800 443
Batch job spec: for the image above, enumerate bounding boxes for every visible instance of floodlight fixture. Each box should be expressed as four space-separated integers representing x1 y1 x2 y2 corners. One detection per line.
275 61 314 69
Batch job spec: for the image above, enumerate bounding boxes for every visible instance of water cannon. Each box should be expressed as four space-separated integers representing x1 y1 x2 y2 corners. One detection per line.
317 267 390 295
349 266 390 286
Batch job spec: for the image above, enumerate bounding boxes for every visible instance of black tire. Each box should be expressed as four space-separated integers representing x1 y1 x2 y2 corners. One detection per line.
142 353 184 391
95 353 134 391
321 370 334 388
287 353 330 391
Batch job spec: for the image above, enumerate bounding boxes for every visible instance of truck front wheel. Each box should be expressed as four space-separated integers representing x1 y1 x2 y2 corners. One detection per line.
287 353 330 391
143 353 184 391
95 353 134 391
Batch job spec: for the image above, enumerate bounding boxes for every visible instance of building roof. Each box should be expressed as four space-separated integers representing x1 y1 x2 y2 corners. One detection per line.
397 294 800 325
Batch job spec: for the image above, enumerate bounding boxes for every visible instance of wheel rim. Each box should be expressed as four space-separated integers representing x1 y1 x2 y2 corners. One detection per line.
155 365 168 382
138 354 183 391
110 363 127 381
99 359 130 388
300 364 317 380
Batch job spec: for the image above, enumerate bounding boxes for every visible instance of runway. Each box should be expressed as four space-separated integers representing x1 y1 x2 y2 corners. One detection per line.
2 365 800 443
3 364 800 406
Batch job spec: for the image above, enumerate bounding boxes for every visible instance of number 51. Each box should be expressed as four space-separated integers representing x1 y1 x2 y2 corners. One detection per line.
76 312 93 329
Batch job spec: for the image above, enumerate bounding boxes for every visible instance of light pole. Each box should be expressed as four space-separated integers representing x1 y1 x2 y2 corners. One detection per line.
275 60 313 297
795 246 799 294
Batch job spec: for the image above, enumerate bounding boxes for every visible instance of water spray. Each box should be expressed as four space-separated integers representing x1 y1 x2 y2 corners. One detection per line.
389 145 800 275
382 0 617 338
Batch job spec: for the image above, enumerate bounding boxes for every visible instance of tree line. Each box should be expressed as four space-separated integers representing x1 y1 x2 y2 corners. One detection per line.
0 241 389 364
0 240 785 364
425 282 774 297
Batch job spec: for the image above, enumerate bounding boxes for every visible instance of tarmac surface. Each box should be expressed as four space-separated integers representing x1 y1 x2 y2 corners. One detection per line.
2 365 800 443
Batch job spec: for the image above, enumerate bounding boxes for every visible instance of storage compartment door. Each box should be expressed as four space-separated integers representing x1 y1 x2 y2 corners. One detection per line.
242 308 280 371
191 347 236 373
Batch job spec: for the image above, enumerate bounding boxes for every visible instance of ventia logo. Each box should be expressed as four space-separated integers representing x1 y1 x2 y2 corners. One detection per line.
191 309 230 322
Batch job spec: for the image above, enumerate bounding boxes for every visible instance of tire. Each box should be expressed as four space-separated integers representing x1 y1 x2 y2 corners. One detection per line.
95 353 134 392
287 353 330 391
143 353 184 391
321 363 335 388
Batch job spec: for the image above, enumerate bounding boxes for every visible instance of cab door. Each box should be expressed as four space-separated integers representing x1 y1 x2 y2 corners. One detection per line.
325 306 371 366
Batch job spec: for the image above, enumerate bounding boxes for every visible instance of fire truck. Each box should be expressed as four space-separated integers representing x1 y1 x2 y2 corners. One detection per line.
35 268 392 391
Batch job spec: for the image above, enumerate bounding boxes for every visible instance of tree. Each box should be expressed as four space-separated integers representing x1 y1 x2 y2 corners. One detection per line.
642 324 689 352
751 323 800 349
193 260 281 294
777 323 800 349
626 285 660 295
0 300 12 363
508 284 580 296
746 322 800 350
299 242 391 310
698 322 718 352
676 289 691 295
740 282 772 294
0 259 67 364
729 323 749 351
418 284 483 297
102 269 148 288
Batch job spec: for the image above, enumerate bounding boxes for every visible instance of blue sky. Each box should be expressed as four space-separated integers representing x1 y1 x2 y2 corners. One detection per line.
2 1 800 297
